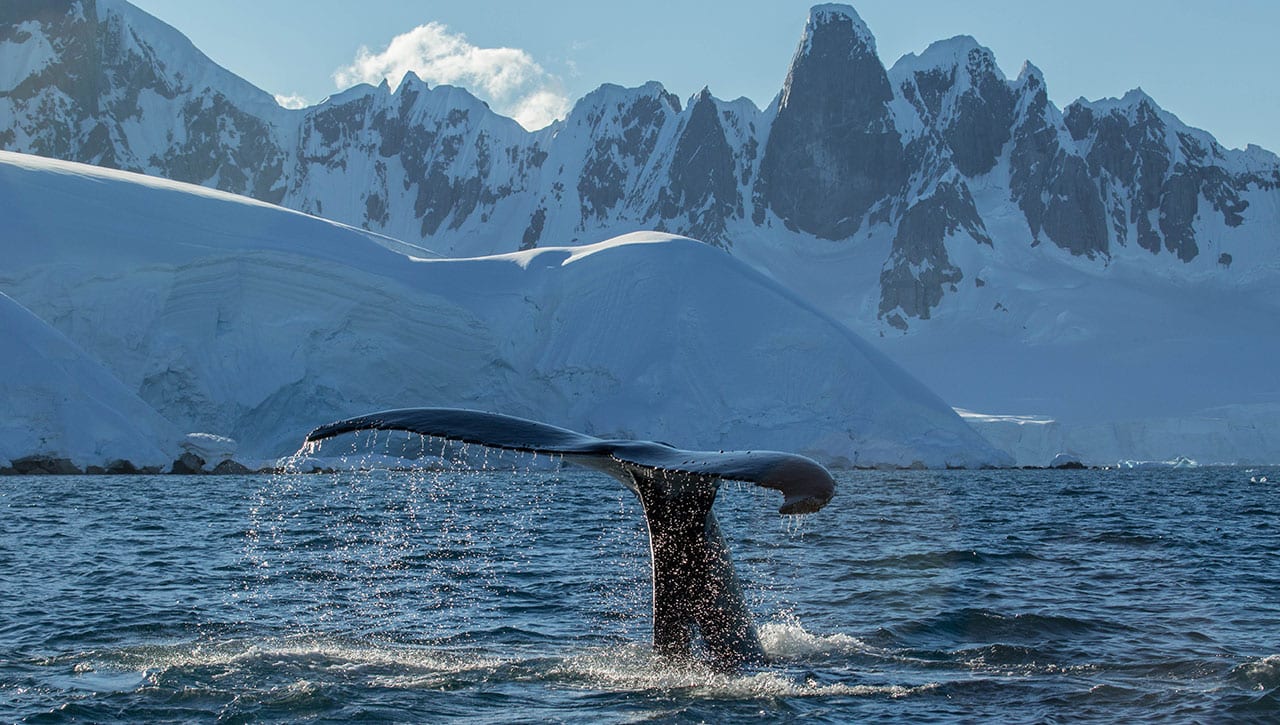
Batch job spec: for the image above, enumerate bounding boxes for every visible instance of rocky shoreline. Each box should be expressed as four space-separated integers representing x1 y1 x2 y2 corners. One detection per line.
2 452 1123 476
0 453 258 476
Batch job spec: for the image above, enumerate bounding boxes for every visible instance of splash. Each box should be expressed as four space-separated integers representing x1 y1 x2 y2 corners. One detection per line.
1231 654 1280 690
281 430 568 476
549 644 938 698
65 636 938 701
757 613 868 659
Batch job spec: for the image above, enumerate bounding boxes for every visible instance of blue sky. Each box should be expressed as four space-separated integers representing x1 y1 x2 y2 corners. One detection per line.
129 0 1279 151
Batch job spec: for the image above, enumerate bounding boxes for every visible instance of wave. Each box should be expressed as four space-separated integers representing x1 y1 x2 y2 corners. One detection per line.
547 644 939 699
757 613 868 659
1086 530 1169 546
78 635 506 685
1230 654 1280 690
48 628 944 707
885 608 1122 646
847 548 1048 571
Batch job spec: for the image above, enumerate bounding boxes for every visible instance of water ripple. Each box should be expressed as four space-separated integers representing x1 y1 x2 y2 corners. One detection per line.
2 466 1278 721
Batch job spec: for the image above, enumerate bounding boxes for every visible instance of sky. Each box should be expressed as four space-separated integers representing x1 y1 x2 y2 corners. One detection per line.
128 0 1280 152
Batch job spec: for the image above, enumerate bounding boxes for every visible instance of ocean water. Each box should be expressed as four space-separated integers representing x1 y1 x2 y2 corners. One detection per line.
2 466 1278 723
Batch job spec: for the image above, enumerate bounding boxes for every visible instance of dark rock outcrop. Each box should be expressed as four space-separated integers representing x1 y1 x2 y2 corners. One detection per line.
893 38 1016 178
652 89 740 245
1 0 289 199
879 179 990 326
6 455 83 475
169 452 205 474
575 84 681 225
758 5 906 238
210 459 252 475
1009 69 1109 258
1063 92 1258 263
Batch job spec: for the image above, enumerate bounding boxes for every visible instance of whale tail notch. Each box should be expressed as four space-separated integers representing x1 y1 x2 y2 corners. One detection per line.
304 407 836 667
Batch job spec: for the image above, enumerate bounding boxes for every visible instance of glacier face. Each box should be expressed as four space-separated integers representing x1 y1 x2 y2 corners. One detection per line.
0 290 180 468
0 151 1007 467
3 1 1279 464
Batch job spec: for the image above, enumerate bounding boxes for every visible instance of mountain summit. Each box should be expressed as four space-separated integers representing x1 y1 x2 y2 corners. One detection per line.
759 3 905 240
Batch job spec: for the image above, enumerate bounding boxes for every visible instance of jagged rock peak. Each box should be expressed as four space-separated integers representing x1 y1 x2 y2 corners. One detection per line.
90 0 280 112
888 33 1010 125
397 70 427 90
1079 87 1161 114
803 4 877 55
891 35 1001 78
1242 143 1280 169
1067 87 1215 155
1016 60 1044 85
567 81 682 120
319 82 382 107
762 2 903 239
780 3 889 114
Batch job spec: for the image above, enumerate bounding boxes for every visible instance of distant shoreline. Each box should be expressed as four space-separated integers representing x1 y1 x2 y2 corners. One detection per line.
6 452 1270 476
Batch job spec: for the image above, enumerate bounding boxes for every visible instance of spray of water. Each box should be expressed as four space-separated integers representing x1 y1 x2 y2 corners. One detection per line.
237 429 839 687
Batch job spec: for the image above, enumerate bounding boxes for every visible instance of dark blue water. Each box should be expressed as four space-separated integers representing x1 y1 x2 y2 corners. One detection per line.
2 467 1278 722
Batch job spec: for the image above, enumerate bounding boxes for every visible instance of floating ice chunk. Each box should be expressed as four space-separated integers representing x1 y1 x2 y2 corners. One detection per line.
1116 456 1199 470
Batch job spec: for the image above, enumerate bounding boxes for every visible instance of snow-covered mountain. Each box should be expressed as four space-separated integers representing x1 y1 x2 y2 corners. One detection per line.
5 2 1275 290
0 150 1006 468
3 0 1278 464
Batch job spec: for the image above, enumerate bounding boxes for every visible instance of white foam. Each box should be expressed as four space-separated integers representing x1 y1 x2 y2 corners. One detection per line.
758 614 868 659
99 636 502 677
552 644 935 699
1232 654 1280 689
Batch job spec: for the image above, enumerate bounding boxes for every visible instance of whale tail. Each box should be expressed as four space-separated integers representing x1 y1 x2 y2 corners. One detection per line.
305 407 835 667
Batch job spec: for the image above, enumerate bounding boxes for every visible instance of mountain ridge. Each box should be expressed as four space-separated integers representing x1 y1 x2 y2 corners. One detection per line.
4 1 1274 319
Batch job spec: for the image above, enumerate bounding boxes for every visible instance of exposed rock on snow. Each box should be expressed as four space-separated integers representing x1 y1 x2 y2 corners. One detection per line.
758 3 905 239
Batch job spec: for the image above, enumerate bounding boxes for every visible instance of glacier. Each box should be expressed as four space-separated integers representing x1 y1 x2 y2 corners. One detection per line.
960 405 1280 468
0 150 1007 469
0 290 179 470
3 0 1279 465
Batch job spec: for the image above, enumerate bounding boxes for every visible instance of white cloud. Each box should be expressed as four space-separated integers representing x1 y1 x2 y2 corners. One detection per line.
273 93 311 110
333 22 569 131
507 89 574 133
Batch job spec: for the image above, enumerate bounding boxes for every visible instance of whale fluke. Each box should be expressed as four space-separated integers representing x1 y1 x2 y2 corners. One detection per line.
306 408 834 514
304 407 836 667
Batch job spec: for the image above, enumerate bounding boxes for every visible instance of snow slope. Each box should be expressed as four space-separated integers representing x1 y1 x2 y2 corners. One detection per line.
0 291 180 468
0 151 1005 467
